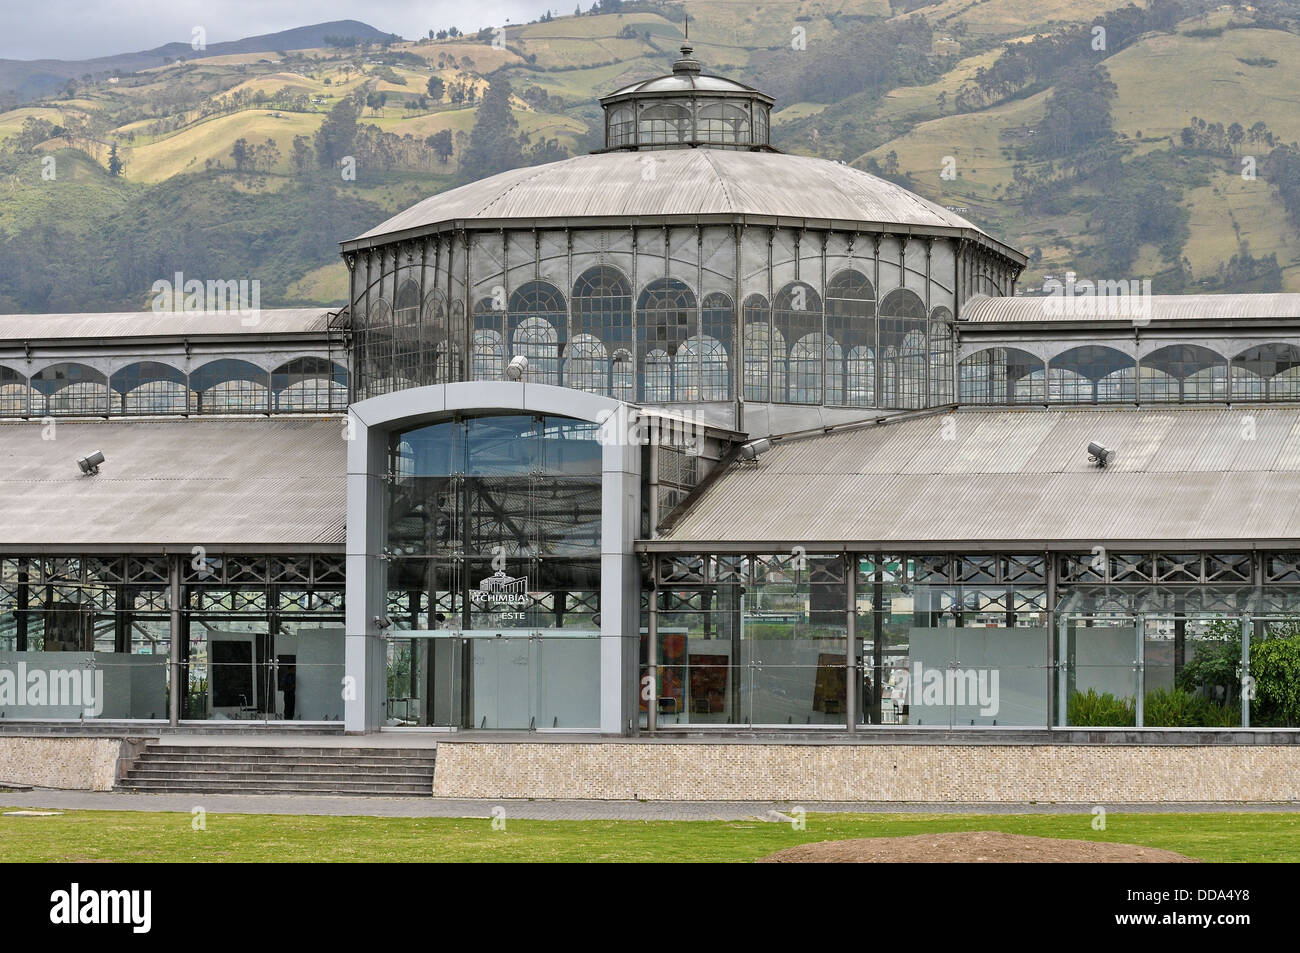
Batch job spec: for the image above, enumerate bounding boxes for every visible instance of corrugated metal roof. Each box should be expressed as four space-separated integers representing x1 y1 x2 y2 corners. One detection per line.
960 293 1300 324
657 406 1300 547
0 308 339 342
345 150 1012 253
0 418 344 548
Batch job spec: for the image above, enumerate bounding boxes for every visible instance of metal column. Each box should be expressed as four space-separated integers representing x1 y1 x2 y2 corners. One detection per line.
846 554 857 734
167 553 182 727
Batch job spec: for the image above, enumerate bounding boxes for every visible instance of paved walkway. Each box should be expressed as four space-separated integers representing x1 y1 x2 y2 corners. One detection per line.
2 790 1298 820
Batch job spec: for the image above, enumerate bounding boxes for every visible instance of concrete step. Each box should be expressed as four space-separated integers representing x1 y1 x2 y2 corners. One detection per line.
134 752 437 767
115 778 432 795
144 746 438 759
117 741 439 796
125 760 435 775
123 767 434 782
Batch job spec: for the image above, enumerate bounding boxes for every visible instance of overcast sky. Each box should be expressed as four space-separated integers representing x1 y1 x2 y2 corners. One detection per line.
0 0 558 61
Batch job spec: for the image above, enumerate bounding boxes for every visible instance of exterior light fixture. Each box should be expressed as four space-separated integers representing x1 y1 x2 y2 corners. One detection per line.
77 451 105 475
505 355 528 380
738 437 773 461
1087 442 1115 468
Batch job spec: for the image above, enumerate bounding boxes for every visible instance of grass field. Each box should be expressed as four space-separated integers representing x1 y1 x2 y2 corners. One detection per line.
1 808 1297 863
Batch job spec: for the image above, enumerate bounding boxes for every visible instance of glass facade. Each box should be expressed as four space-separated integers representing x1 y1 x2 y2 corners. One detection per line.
0 554 344 722
642 550 1300 730
382 413 604 728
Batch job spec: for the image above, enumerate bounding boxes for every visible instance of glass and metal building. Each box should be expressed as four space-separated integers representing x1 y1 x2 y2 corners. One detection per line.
5 47 1300 735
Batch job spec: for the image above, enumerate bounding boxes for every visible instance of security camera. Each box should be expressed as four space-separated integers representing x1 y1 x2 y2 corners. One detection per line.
372 615 393 631
1087 442 1115 468
77 451 105 475
738 437 772 461
505 355 528 380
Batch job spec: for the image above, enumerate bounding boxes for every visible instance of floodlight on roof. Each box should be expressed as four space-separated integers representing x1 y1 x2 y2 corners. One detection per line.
77 451 105 475
1087 442 1115 468
738 437 772 461
505 355 528 380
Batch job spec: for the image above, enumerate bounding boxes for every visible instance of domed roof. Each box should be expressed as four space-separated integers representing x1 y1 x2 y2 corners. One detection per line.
605 72 761 97
344 148 1019 260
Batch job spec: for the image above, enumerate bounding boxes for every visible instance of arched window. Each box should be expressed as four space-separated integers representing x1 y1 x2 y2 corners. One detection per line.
512 316 560 386
878 289 926 408
358 298 392 398
1232 344 1300 400
0 365 30 415
959 348 1046 404
742 294 773 401
774 281 822 404
271 357 348 412
1049 346 1135 403
442 298 466 383
110 362 189 415
638 101 691 145
509 281 566 386
190 359 268 413
394 279 420 325
473 297 503 380
32 363 108 416
928 308 954 405
566 334 608 394
608 105 635 147
697 101 750 144
572 266 633 399
1140 345 1227 402
827 270 875 407
673 292 731 401
846 346 875 406
638 278 695 401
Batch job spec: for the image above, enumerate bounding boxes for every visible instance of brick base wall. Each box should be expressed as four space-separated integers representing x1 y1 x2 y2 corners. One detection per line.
431 742 1300 801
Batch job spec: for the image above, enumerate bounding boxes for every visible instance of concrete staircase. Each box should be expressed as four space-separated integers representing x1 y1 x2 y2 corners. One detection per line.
114 743 438 796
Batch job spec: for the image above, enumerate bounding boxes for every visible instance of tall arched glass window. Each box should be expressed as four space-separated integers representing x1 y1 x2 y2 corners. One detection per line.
472 296 503 381
572 266 633 399
394 279 420 324
1233 344 1300 400
827 270 875 407
673 291 732 401
774 281 823 404
928 308 954 405
959 348 1046 404
509 281 566 386
110 361 189 414
419 292 448 385
359 298 392 398
392 280 422 387
742 294 773 401
878 289 926 408
566 334 608 394
1049 346 1135 403
1140 345 1226 402
638 278 695 401
443 298 466 383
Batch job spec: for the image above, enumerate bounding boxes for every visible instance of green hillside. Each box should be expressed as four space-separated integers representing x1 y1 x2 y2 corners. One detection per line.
2 0 1300 312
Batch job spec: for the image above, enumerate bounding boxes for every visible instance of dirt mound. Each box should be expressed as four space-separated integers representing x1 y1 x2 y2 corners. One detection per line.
758 831 1196 863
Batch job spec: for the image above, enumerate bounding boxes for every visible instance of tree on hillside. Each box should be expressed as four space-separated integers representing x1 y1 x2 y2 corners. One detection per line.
314 95 360 169
107 142 123 177
427 129 454 164
426 76 445 101
230 137 252 172
459 77 523 180
291 135 312 173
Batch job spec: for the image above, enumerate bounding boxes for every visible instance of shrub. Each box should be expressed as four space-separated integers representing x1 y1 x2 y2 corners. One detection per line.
1067 688 1135 726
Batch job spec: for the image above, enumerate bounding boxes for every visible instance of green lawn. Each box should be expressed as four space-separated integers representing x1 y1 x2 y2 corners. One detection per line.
2 808 1297 862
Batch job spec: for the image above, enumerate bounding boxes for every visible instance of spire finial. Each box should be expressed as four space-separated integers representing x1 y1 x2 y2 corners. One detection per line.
675 12 698 71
